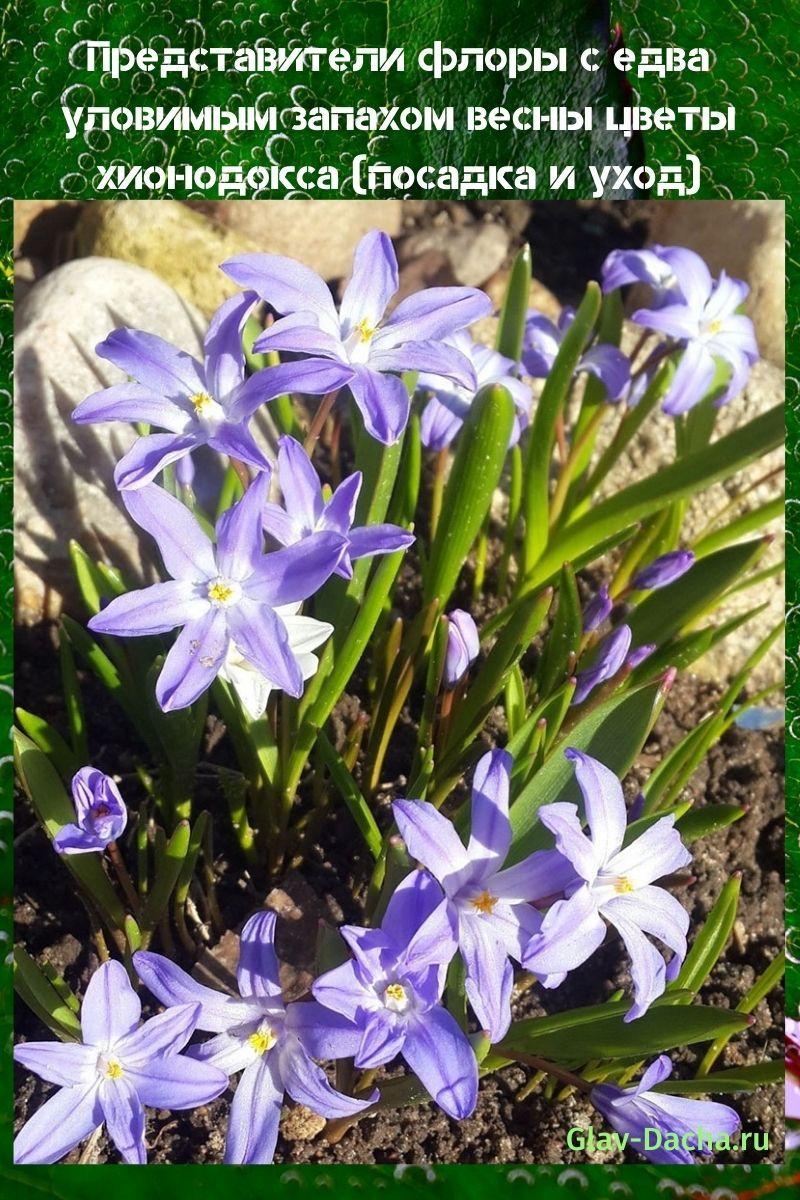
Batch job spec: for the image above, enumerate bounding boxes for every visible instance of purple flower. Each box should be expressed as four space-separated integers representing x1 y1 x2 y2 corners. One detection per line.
443 609 480 687
572 624 632 705
74 291 355 490
88 476 346 712
633 550 695 591
312 870 478 1118
222 230 491 445
522 309 631 402
591 1055 740 1165
392 752 575 1042
601 245 709 305
418 330 532 451
52 767 127 855
582 585 612 634
787 1019 800 1139
263 435 415 579
523 749 691 1020
623 248 758 416
14 959 226 1164
626 643 656 669
135 911 374 1164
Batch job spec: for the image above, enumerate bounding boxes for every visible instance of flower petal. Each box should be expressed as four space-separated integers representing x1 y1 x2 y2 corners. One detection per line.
380 287 492 347
13 1082 102 1165
536 802 600 881
134 950 260 1033
215 471 271 580
564 748 626 866
661 341 717 417
99 1074 146 1165
81 959 141 1050
321 472 361 535
116 1003 200 1065
277 435 324 528
339 230 398 332
459 914 513 1042
228 357 354 421
401 1007 478 1120
187 1030 259 1075
88 579 204 638
121 483 217 582
491 848 578 904
73 383 191 432
419 393 465 450
114 432 200 490
227 601 303 697
346 524 415 561
237 909 283 999
203 290 256 402
244 531 346 606
125 1054 228 1110
252 313 346 361
207 423 272 474
466 749 512 877
312 959 372 1022
522 885 607 978
604 815 691 888
221 254 338 328
603 884 688 981
224 1056 283 1165
96 328 205 397
262 502 299 545
155 608 230 712
578 344 631 401
604 910 666 1021
354 1010 405 1069
285 999 363 1060
13 1041 97 1088
392 800 471 893
370 340 477 390
632 303 700 341
348 367 410 445
280 1040 378 1116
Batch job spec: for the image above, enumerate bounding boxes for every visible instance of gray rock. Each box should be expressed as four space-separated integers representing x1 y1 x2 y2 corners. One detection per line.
15 257 207 624
399 221 511 287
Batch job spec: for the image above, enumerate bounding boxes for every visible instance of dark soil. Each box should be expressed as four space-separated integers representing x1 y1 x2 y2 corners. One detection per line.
15 620 784 1165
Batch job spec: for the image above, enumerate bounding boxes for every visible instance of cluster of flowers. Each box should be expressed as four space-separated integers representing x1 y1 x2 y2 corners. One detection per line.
16 748 739 1165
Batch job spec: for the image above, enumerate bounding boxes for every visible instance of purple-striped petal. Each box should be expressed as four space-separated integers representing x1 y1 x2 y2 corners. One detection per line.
244 531 346 606
203 290 256 402
661 340 718 416
122 483 217 582
224 1055 283 1165
564 748 626 865
134 950 260 1033
604 815 691 888
603 885 688 983
280 1040 378 1116
221 255 339 329
321 472 361 535
522 884 606 978
311 959 371 1022
466 749 512 875
339 230 398 332
125 1054 228 1110
354 1010 405 1068
380 287 492 347
81 960 141 1050
380 868 450 951
346 524 415 561
419 393 466 450
262 502 299 545
285 1000 363 1060
536 802 600 881
252 313 346 361
604 910 666 1020
401 1007 478 1120
277 435 324 528
370 341 477 390
215 472 271 580
228 357 353 422
459 914 513 1042
573 624 632 705
491 848 578 905
578 344 631 401
73 383 191 432
348 367 410 445
392 800 471 892
155 608 230 712
99 1074 146 1165
632 303 701 341
207 423 272 473
13 1082 102 1165
115 1003 200 1064
96 327 205 397
88 579 205 638
114 431 200 490
237 910 283 999
227 601 303 697
13 1041 96 1088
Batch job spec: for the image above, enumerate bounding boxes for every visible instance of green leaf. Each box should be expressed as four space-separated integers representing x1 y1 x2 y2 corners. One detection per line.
696 952 785 1077
652 1060 784 1096
141 820 191 933
504 664 527 739
14 707 79 781
500 994 750 1062
676 804 746 841
508 678 667 861
526 404 783 588
535 563 581 696
14 946 82 1041
693 494 784 558
494 244 531 360
627 538 768 646
673 874 741 996
14 729 126 930
521 281 601 572
423 384 516 609
317 732 382 860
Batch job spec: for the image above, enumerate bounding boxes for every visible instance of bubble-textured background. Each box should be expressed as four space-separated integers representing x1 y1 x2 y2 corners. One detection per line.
1 0 797 1189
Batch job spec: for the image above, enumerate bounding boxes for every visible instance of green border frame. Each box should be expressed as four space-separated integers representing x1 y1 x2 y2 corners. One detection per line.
1 0 796 1192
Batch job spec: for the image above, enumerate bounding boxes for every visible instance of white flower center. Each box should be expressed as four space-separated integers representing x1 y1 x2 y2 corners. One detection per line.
188 391 226 430
342 316 377 365
470 889 499 915
97 1054 124 1079
382 982 410 1013
206 577 241 607
247 1023 278 1056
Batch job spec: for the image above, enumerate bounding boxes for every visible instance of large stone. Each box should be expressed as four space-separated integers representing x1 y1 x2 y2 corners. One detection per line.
74 201 257 317
634 200 785 367
15 257 207 624
398 221 511 288
188 199 403 281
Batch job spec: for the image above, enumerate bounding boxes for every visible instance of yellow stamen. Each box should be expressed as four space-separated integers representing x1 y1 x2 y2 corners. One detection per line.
247 1028 277 1056
707 318 723 335
471 890 498 915
355 318 376 342
207 579 235 605
189 391 214 415
384 983 406 1003
105 1059 124 1079
614 877 634 894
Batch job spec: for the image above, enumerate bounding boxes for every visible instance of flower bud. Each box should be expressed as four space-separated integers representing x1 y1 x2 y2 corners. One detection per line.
443 610 480 688
633 550 695 590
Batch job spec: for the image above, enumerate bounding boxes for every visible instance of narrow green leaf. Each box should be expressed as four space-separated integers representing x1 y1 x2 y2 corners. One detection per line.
494 244 531 360
59 631 89 763
504 664 527 739
423 384 515 609
535 563 580 696
696 952 785 1077
15 707 78 780
317 732 382 860
693 494 784 558
141 820 191 932
676 804 746 841
653 1060 784 1095
14 946 82 1041
673 874 741 995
